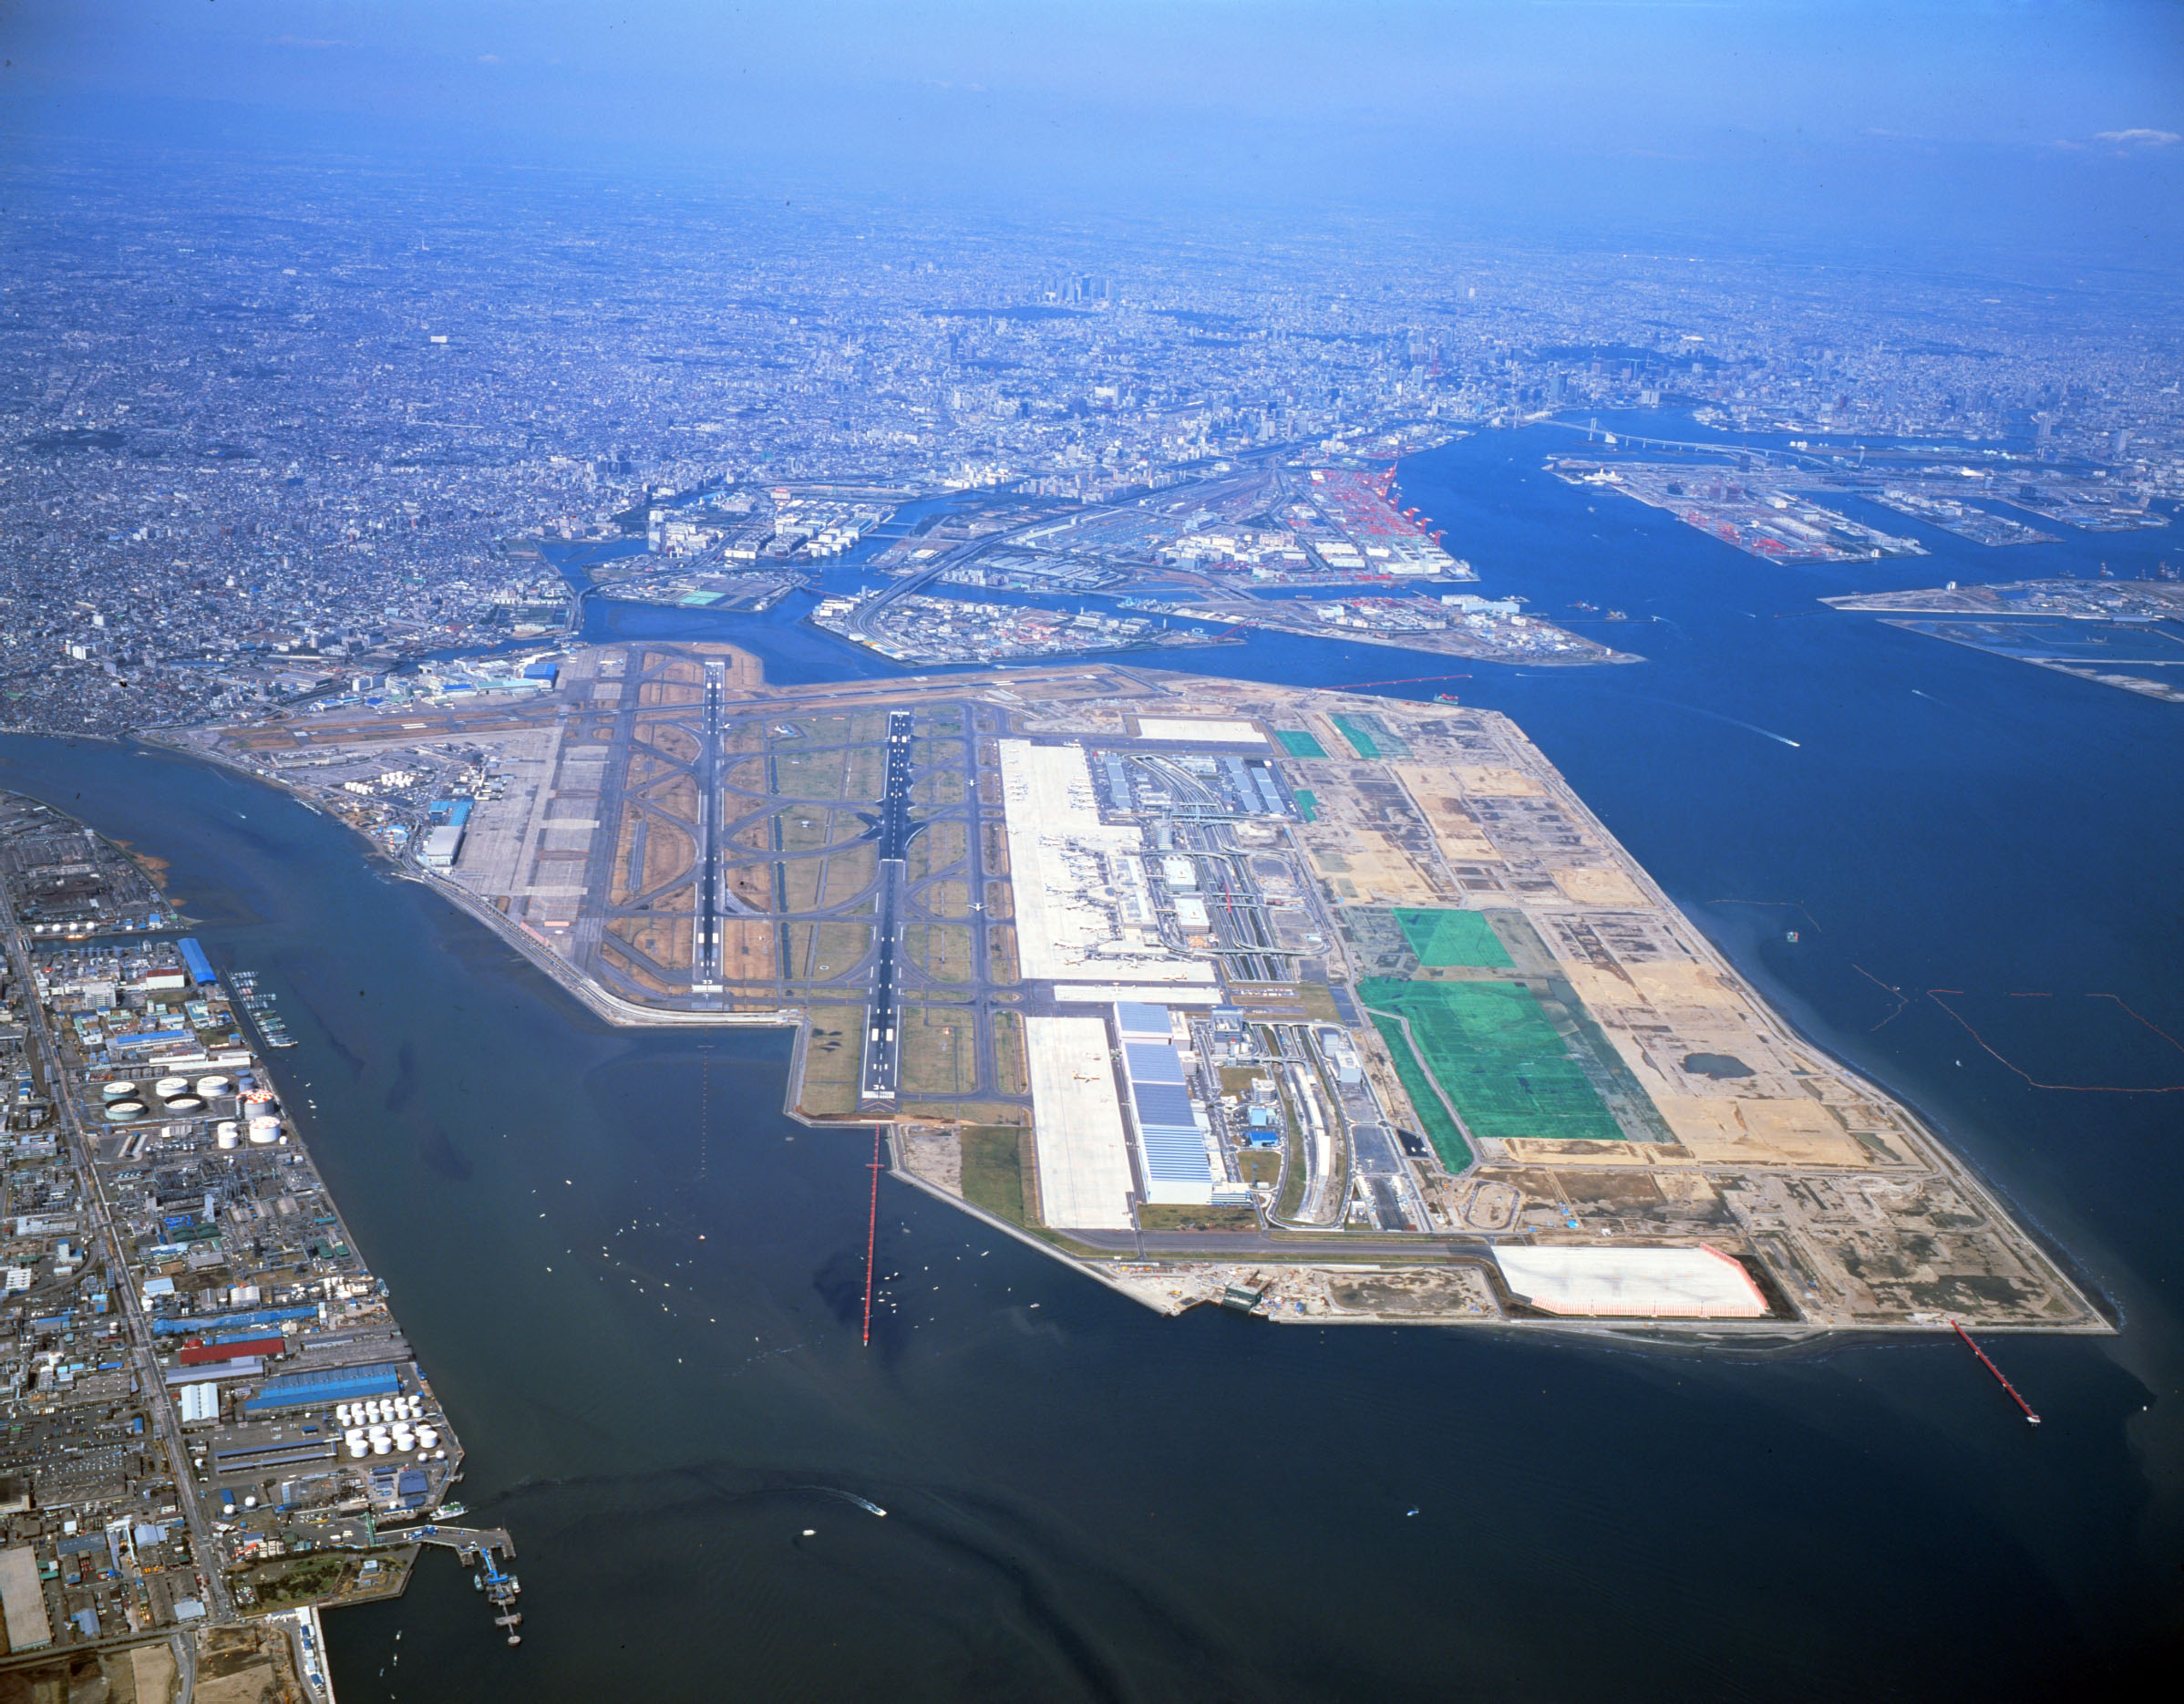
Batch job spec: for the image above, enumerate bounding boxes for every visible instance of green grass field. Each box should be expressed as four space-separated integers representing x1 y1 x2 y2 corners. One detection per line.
1359 978 1623 1145
1365 1010 1473 1172
960 1126 1029 1225
1277 729 1329 759
1393 908 1515 968
1293 789 1318 821
1331 714 1381 758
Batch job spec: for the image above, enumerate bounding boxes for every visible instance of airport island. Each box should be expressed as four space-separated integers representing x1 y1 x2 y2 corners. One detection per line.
170 645 2105 1338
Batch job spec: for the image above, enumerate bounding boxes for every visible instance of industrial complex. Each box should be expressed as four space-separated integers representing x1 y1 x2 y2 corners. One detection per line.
0 794 519 1687
169 641 2109 1339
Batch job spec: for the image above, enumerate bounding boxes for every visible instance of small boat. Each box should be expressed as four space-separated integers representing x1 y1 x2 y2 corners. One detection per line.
1435 693 1461 704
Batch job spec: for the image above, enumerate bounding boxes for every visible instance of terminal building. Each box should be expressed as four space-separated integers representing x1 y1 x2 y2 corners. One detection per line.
1115 1003 1214 1205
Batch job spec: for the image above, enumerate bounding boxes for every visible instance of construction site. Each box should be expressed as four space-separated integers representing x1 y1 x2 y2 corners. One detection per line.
173 645 2109 1337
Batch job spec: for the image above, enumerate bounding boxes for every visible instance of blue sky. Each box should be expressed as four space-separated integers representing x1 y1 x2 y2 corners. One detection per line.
7 2 2180 262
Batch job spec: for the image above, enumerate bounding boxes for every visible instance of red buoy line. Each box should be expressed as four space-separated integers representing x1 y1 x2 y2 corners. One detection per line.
1953 1320 2041 1425
862 1126 882 1347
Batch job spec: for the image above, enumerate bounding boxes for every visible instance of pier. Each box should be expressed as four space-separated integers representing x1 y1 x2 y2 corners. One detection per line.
412 1526 524 1644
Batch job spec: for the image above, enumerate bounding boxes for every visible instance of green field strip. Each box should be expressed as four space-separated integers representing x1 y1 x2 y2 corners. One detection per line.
1293 789 1318 821
1364 1008 1473 1172
1331 714 1381 758
1393 908 1516 968
1356 978 1624 1143
1277 729 1329 759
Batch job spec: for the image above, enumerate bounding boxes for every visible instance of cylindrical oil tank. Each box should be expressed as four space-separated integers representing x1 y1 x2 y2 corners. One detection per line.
336 1405 354 1425
106 1101 145 1121
247 1118 280 1144
215 1122 240 1149
164 1095 203 1113
346 1440 369 1459
101 1080 138 1101
370 1435 391 1454
195 1075 231 1098
416 1425 441 1450
154 1076 190 1098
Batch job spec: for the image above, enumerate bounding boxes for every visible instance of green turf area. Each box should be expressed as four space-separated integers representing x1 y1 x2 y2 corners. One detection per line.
1331 714 1381 758
1358 978 1624 1144
1393 908 1515 968
1277 729 1328 759
1365 1010 1472 1172
1293 789 1318 821
959 1126 1029 1225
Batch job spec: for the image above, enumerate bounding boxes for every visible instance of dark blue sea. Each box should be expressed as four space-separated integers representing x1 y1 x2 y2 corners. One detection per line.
4 420 2180 1699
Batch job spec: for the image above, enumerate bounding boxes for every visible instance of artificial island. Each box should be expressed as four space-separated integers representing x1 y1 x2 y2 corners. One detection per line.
170 645 2105 1339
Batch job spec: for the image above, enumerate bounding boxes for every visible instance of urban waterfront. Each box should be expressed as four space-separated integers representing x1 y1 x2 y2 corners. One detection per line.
3 426 2180 1699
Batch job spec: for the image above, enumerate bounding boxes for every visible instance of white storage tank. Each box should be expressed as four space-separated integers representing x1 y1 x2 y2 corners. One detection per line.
346 1440 369 1459
154 1076 191 1098
215 1122 241 1150
106 1101 145 1121
164 1095 203 1113
195 1075 231 1098
370 1436 391 1454
101 1080 138 1101
247 1117 281 1145
416 1425 440 1450
336 1405 354 1425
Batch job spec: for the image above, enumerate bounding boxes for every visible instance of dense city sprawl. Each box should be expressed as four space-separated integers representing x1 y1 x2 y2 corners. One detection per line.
5 161 2180 738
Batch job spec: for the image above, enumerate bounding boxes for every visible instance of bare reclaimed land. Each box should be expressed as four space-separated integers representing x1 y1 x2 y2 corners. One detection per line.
1825 577 2184 704
179 644 2106 1337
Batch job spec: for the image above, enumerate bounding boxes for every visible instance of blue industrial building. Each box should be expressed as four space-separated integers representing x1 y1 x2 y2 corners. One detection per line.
242 1360 404 1417
177 937 217 986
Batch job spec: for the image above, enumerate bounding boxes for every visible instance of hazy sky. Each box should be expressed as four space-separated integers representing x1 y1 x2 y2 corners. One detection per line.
7 2 2181 263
